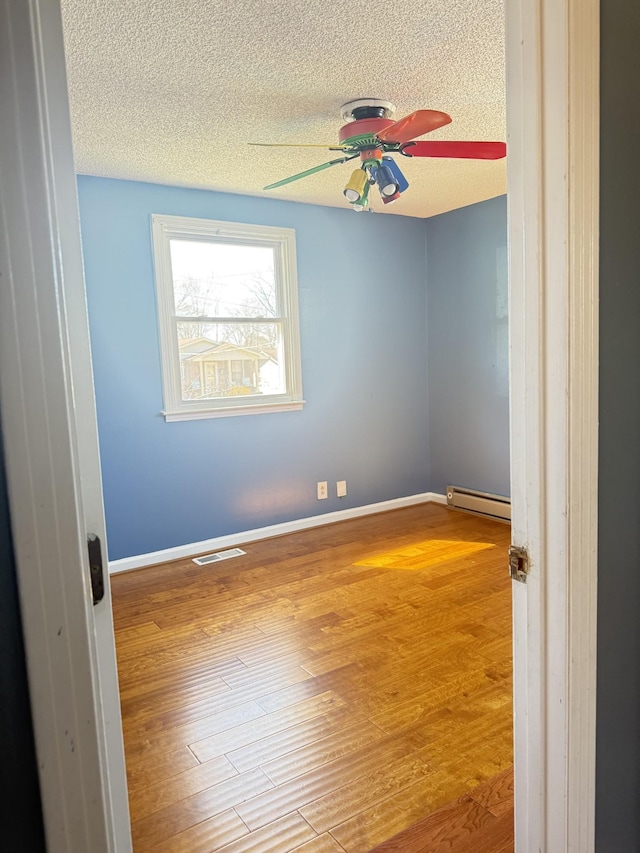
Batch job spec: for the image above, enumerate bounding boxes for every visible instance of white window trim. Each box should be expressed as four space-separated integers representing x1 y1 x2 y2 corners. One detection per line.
151 214 304 420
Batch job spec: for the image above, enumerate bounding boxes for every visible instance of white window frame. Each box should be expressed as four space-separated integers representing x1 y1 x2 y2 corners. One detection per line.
151 214 304 420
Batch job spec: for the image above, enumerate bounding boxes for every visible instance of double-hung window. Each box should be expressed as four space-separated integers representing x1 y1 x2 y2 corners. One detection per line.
152 214 303 420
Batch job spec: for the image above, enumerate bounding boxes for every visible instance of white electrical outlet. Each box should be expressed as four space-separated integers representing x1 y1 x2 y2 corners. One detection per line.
337 480 347 498
317 481 328 500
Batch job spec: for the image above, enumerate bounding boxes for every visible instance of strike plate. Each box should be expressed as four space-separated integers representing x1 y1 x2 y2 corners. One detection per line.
509 545 530 583
87 533 105 605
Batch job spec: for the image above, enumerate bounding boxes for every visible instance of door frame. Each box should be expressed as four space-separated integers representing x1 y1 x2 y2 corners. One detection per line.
506 0 599 849
0 0 599 851
0 0 130 850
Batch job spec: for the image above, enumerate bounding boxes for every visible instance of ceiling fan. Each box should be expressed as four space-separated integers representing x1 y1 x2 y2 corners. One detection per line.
249 99 506 211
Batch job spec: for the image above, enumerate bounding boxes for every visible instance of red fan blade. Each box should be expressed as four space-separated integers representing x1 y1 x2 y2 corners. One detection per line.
401 141 506 159
377 110 452 143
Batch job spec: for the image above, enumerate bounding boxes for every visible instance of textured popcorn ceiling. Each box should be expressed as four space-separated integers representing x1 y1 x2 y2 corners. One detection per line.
60 0 505 219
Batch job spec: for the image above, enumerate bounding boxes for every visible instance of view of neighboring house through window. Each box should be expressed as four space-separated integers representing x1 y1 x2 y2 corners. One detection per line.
172 239 284 398
152 215 303 420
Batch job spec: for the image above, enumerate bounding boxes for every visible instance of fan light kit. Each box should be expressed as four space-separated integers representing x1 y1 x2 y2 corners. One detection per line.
249 99 506 211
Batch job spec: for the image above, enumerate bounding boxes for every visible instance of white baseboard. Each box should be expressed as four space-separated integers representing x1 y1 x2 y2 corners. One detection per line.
108 491 448 574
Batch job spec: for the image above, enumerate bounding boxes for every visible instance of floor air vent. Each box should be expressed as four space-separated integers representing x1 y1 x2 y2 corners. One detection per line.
446 486 511 522
192 547 246 566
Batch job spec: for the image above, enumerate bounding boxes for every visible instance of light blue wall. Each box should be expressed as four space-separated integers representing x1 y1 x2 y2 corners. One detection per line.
425 195 510 497
77 177 429 560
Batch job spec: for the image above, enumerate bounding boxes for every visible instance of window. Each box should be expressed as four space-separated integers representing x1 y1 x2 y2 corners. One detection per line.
152 214 304 420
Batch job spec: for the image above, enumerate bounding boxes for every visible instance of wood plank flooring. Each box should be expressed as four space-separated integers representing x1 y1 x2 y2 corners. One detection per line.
111 503 513 852
370 767 514 853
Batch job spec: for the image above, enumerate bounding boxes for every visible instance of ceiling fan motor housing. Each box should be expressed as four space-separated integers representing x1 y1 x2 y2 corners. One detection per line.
338 117 395 145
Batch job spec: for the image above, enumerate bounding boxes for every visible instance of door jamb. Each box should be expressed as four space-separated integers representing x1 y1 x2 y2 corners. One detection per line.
506 0 599 849
0 0 130 850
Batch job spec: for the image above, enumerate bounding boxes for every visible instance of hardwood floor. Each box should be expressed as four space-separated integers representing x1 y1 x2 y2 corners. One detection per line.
111 503 513 852
370 767 513 853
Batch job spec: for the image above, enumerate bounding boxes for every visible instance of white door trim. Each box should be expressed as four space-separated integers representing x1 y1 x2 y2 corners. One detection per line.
0 0 130 851
0 0 599 851
506 0 599 850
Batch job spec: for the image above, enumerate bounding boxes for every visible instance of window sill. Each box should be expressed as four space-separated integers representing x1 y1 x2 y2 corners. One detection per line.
162 400 305 421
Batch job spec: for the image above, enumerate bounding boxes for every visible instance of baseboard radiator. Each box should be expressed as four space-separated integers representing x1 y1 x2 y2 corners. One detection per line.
446 485 511 522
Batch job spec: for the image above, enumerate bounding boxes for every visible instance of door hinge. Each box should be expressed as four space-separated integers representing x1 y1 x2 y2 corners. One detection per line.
87 533 105 605
509 545 530 583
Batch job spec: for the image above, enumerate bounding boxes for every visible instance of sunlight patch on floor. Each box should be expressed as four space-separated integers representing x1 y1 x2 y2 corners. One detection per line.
354 539 496 571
